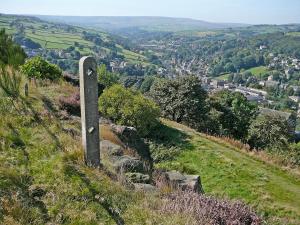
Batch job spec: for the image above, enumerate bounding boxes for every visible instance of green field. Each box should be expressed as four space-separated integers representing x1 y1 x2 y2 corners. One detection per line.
245 66 270 77
287 32 300 37
158 120 300 225
0 15 149 65
216 66 270 81
216 73 230 80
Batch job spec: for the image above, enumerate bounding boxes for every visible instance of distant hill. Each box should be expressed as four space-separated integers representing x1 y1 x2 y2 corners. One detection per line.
36 15 249 32
0 14 152 73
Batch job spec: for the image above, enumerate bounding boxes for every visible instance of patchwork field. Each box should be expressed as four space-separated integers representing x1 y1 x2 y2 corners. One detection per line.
0 14 148 64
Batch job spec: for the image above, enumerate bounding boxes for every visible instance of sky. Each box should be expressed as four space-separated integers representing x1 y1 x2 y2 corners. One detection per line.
0 0 300 24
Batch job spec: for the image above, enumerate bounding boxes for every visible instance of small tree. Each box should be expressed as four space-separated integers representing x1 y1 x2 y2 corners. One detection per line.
99 84 160 136
149 75 209 131
20 57 62 80
97 64 119 88
247 114 292 150
139 76 156 93
209 90 258 140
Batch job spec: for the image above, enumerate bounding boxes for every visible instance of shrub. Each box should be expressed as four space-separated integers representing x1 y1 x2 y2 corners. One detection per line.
58 91 80 116
0 67 22 100
247 114 291 150
20 57 62 80
99 84 160 136
162 191 262 225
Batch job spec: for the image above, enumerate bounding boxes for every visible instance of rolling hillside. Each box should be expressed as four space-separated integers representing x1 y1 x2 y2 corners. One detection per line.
0 14 150 69
158 120 300 225
37 15 248 32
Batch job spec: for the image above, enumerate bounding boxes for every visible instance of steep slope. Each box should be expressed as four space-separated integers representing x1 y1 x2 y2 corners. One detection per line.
0 81 193 224
158 120 300 225
1 79 264 224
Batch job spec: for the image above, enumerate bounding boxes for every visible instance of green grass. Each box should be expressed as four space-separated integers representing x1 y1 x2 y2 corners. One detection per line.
216 66 271 81
157 120 300 225
0 81 193 224
0 14 150 65
287 32 300 37
216 73 230 80
245 66 270 77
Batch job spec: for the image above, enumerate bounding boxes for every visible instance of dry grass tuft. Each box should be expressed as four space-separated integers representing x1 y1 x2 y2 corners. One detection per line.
100 124 124 147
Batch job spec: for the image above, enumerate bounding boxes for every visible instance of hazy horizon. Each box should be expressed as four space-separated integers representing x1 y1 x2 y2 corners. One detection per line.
1 0 300 25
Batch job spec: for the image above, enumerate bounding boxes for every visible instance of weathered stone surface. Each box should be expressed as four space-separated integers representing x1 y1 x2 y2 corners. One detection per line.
134 183 157 192
79 56 100 166
165 171 204 193
100 140 123 157
110 124 137 136
125 172 150 184
110 124 152 165
111 155 145 173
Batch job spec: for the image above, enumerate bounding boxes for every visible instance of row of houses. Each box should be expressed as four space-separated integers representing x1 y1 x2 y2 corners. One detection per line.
202 77 269 103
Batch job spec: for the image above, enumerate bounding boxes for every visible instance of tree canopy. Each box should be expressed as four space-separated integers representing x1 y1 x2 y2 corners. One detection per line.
150 75 209 131
209 90 258 140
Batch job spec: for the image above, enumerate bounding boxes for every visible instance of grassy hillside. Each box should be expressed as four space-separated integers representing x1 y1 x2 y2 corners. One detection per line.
157 120 300 225
1 75 299 224
0 81 194 224
0 14 148 65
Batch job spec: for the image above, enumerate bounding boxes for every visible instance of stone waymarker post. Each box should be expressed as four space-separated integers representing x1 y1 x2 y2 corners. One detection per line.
79 56 100 166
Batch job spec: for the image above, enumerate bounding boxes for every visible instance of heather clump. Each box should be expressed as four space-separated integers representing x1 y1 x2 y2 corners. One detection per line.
162 191 262 225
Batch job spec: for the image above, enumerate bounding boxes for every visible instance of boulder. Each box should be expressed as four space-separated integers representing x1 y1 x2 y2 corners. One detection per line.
165 171 204 193
111 155 145 173
125 172 150 184
100 140 123 157
110 124 152 164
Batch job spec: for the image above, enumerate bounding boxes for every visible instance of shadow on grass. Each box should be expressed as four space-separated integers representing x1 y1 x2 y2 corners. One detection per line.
63 163 125 225
3 124 49 223
148 123 194 150
146 123 195 163
21 98 62 150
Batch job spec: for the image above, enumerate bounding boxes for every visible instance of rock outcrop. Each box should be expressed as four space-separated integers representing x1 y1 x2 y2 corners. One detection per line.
100 122 203 194
160 170 204 193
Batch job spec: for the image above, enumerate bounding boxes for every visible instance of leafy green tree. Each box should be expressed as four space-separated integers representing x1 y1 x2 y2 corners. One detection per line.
150 75 209 131
99 84 160 136
20 57 62 80
224 63 235 73
139 76 156 93
0 29 26 67
97 64 119 88
209 90 258 140
247 114 292 150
